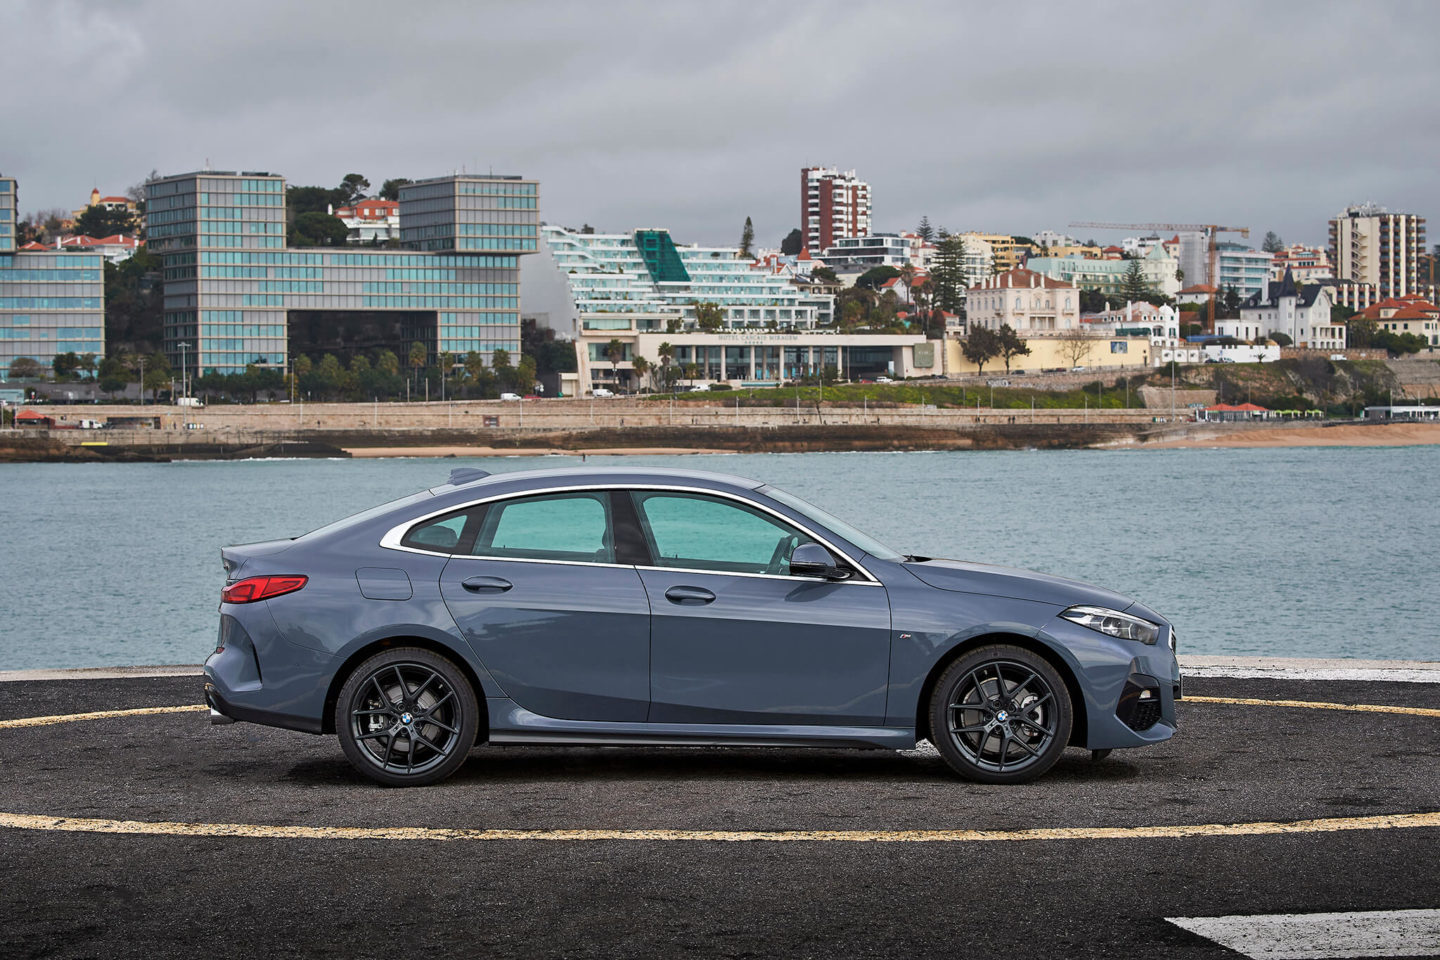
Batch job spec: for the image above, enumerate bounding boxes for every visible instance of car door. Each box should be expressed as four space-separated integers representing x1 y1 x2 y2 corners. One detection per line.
436 490 652 722
626 489 892 726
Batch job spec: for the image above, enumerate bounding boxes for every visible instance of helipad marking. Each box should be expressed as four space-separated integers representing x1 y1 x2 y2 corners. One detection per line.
0 704 206 730
0 696 1435 844
0 810 1437 844
1185 695 1440 718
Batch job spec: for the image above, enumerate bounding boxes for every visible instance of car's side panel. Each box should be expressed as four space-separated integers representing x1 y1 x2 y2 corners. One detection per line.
639 569 892 725
440 557 653 722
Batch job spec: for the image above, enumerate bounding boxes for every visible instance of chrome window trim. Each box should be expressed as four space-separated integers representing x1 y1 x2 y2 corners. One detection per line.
379 483 881 585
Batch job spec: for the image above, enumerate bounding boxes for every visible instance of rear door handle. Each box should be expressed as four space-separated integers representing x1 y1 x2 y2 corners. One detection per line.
462 576 512 593
665 585 715 605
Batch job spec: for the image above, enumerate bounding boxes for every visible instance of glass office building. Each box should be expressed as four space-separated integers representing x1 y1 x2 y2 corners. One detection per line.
0 176 106 374
147 171 538 376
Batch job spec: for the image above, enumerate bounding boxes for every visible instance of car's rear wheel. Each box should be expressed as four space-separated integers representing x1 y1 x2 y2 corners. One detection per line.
335 647 479 787
928 644 1072 784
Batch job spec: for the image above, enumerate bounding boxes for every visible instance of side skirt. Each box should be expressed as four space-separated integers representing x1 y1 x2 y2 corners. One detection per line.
486 700 916 750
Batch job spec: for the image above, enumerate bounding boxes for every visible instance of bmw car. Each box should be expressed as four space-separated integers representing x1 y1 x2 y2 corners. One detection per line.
206 466 1180 786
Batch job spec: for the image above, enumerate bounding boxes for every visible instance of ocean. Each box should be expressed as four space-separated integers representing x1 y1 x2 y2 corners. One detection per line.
2 447 1436 669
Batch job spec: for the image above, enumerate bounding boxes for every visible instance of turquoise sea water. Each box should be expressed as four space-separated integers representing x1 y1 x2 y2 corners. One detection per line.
1 447 1436 669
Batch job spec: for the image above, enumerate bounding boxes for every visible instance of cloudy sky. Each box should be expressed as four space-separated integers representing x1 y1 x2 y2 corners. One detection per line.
4 0 1437 249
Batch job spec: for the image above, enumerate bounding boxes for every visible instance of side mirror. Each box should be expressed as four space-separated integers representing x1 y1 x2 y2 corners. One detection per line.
789 542 848 580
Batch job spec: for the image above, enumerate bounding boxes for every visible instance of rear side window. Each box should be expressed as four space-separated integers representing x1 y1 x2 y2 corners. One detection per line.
473 493 614 563
401 509 477 553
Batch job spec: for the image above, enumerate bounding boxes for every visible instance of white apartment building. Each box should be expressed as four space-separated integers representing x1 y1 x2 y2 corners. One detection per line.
966 267 1081 333
1329 204 1427 299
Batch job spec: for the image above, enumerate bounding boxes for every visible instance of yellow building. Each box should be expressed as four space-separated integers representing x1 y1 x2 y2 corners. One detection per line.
962 233 1035 273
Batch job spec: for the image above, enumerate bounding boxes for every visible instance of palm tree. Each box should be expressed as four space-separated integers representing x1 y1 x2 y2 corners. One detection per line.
631 355 651 393
657 341 675 393
898 264 917 311
408 341 427 396
604 338 625 392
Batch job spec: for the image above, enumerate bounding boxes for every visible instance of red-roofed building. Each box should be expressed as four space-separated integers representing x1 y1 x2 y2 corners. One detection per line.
49 233 139 263
966 267 1080 332
1177 283 1216 304
1356 297 1440 345
331 199 399 243
1203 402 1269 422
73 188 138 220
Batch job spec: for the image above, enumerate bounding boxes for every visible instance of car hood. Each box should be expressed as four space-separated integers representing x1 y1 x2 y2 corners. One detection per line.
902 558 1141 613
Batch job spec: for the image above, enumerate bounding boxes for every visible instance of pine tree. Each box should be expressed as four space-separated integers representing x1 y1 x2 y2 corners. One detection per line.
1262 231 1284 253
931 234 969 313
917 216 934 243
1120 258 1151 302
740 216 755 258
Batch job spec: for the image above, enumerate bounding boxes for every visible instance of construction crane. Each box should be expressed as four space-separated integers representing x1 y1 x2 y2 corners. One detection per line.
1069 222 1250 330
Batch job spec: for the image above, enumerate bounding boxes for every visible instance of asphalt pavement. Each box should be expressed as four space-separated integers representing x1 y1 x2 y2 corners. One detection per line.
0 674 1436 959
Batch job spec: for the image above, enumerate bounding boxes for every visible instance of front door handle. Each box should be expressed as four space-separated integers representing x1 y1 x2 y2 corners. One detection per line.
665 585 716 605
462 576 513 593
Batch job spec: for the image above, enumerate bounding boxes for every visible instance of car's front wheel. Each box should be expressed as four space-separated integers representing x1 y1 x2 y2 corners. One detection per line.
928 644 1073 784
335 647 479 787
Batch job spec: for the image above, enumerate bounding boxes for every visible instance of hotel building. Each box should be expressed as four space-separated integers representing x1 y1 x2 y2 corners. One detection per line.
147 170 537 377
0 176 106 374
801 167 870 256
527 224 928 394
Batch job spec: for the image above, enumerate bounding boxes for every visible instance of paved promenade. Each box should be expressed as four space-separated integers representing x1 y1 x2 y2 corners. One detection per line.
0 664 1435 959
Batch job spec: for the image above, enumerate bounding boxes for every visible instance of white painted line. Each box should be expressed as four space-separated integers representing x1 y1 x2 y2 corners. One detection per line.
0 665 203 683
1168 908 1440 959
1179 656 1440 684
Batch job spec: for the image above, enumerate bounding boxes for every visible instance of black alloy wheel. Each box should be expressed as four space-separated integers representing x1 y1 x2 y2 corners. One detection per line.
928 644 1073 784
335 647 479 787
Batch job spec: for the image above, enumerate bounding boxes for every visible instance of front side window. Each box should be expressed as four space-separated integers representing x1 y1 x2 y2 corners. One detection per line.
474 493 613 563
631 492 813 576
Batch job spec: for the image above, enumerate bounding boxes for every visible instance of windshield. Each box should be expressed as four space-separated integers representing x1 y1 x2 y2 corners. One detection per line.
756 485 903 561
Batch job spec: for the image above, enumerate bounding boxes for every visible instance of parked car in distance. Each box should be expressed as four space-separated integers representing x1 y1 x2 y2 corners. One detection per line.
591 387 615 398
875 376 894 383
499 392 522 401
207 467 1181 787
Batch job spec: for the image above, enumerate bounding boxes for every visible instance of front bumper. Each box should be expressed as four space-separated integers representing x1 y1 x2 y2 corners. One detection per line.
1044 617 1182 751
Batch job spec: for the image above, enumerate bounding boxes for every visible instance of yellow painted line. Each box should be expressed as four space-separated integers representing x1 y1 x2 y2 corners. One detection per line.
0 810 1436 843
0 704 206 730
0 698 1436 843
1185 695 1440 718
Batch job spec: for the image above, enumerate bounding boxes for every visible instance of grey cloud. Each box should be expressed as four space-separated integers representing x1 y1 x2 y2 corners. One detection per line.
1 0 1436 250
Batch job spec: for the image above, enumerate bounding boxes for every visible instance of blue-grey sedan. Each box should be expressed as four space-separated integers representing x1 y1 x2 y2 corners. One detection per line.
206 466 1180 786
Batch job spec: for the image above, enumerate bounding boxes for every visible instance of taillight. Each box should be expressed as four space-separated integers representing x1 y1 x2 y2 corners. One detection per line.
222 575 308 604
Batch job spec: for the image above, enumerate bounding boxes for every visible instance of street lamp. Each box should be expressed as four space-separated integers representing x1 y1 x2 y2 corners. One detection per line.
176 341 191 401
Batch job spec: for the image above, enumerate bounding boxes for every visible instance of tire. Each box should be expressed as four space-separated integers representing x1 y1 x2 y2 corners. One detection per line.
335 647 480 787
928 644 1073 784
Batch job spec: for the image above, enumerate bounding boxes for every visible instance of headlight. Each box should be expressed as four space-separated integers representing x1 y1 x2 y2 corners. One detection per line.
1060 605 1160 645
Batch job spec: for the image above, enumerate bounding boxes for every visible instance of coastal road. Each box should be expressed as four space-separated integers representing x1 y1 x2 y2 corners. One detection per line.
0 674 1436 959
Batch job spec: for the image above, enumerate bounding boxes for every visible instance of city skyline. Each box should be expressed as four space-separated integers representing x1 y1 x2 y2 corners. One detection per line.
2 1 1439 251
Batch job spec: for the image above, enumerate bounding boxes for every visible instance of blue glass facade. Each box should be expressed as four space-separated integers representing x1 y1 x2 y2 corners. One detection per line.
0 177 106 374
148 171 537 376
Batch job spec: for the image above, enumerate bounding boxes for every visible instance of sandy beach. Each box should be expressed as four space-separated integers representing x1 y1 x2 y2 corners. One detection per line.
1140 422 1440 449
343 445 733 458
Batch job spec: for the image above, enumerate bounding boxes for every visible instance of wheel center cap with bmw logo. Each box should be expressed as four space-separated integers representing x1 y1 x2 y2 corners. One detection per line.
996 709 1009 723
401 712 414 724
